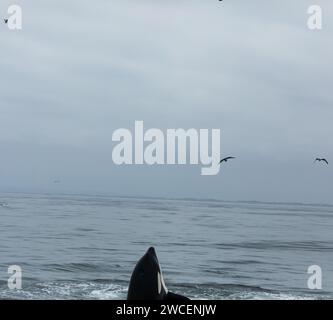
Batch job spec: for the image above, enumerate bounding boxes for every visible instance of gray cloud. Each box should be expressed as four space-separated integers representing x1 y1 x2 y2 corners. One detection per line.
0 0 332 203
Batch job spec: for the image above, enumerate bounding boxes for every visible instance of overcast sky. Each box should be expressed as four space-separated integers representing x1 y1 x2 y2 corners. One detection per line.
0 0 332 203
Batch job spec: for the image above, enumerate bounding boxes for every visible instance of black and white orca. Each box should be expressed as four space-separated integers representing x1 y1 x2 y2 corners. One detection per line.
127 247 190 300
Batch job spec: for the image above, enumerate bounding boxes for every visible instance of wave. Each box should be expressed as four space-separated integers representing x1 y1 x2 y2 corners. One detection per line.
213 240 333 251
0 202 9 207
0 280 127 300
0 279 331 300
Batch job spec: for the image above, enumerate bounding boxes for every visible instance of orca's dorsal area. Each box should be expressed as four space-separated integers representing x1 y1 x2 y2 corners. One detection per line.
127 247 190 300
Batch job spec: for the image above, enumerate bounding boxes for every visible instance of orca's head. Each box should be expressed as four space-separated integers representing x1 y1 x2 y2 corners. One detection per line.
127 247 168 300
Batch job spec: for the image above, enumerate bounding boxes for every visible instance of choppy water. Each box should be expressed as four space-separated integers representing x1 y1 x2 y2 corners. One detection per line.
0 193 332 300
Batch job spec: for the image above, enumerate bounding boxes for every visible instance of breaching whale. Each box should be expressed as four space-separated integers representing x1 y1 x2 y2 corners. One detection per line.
127 247 190 300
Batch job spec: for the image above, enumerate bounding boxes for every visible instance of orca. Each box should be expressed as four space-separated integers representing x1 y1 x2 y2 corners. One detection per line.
127 247 190 300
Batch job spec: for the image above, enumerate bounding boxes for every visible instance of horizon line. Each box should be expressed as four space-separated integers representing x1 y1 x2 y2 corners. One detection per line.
1 190 332 208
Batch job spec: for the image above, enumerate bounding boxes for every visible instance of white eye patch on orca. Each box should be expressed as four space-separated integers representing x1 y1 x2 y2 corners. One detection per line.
157 272 161 294
157 270 168 294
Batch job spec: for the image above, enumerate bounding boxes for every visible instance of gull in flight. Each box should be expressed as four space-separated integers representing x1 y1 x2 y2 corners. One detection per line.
219 156 236 164
314 158 328 165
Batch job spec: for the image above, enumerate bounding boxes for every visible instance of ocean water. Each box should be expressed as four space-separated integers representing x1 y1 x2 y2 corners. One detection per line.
0 193 332 300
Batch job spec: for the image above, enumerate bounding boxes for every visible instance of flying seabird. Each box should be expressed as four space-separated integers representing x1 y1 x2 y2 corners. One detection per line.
314 158 328 165
4 18 8 24
219 156 235 164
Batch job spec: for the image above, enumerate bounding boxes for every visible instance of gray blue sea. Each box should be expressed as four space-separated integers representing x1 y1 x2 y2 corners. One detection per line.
0 193 332 300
